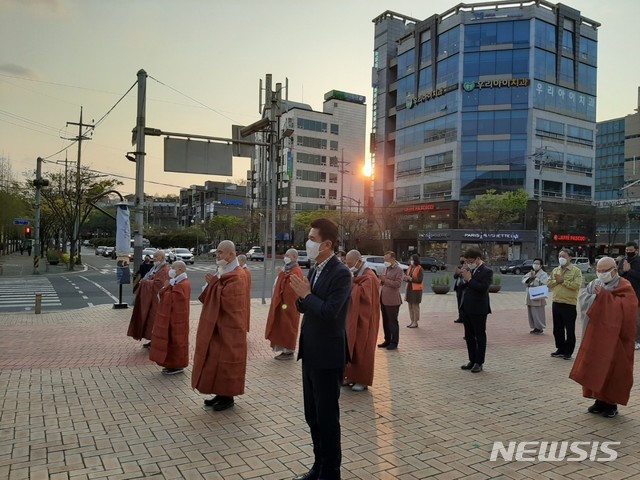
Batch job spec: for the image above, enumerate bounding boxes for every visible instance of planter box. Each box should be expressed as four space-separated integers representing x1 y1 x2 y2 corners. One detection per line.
431 285 451 294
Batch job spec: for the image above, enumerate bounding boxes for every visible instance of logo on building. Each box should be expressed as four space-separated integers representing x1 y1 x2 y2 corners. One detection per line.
463 78 530 92
406 84 458 109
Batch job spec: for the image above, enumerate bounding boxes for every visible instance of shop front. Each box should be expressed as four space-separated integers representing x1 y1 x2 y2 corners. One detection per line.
545 232 593 264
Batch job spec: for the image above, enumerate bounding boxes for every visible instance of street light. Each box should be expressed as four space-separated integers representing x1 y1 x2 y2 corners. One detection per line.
341 195 361 214
531 146 562 259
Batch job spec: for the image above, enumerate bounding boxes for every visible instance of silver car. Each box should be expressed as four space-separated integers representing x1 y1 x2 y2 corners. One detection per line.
362 255 409 276
173 248 195 265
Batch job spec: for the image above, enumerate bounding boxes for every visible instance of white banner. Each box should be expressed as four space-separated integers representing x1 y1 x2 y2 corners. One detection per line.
115 204 131 257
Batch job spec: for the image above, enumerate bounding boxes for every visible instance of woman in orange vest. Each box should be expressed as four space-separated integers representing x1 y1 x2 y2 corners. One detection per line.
404 253 424 328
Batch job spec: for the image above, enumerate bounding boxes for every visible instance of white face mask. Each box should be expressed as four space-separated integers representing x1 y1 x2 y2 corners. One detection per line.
168 269 176 278
533 263 541 271
306 239 321 260
558 257 568 266
467 261 478 270
153 260 161 267
216 259 228 268
597 269 614 284
383 261 392 268
283 257 292 265
410 260 415 266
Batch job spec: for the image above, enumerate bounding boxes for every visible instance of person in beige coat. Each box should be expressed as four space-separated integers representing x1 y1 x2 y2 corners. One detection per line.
378 251 404 350
522 258 549 335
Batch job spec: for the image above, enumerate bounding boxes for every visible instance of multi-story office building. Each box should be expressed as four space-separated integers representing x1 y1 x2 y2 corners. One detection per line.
249 90 367 248
594 87 640 254
178 181 247 228
371 1 599 263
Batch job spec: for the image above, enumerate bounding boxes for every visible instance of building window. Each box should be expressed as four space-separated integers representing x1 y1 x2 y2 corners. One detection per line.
328 189 337 200
578 37 597 66
419 39 432 67
297 136 327 150
297 152 326 166
296 186 325 198
535 20 556 52
396 184 421 202
534 48 556 83
330 124 339 135
398 50 415 78
535 119 565 139
437 25 460 57
559 57 575 87
329 156 339 167
330 140 339 151
566 183 591 200
561 29 574 58
425 151 453 171
423 180 452 199
297 118 327 133
397 157 422 177
296 170 326 182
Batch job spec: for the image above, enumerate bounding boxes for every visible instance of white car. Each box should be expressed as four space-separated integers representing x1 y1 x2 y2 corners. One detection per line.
362 255 409 276
572 257 592 273
173 248 195 265
247 247 265 261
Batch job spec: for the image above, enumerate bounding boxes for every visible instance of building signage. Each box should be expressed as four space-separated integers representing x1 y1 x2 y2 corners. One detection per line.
406 84 458 109
403 204 436 213
418 232 450 240
464 232 520 241
463 78 530 92
324 90 366 105
553 234 588 243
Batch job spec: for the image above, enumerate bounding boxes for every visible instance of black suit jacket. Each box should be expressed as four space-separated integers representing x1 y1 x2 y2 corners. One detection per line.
296 255 352 369
459 263 493 315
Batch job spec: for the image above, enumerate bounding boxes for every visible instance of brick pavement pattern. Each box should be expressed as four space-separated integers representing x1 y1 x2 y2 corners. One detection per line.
1 291 639 479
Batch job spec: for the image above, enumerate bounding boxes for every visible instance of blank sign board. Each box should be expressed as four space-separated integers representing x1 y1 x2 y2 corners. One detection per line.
164 138 233 176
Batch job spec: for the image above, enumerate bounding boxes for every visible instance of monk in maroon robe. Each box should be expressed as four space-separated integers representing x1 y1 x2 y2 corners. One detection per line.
265 249 304 359
343 250 381 391
570 257 638 418
238 254 252 332
150 261 191 375
127 250 170 346
192 240 249 412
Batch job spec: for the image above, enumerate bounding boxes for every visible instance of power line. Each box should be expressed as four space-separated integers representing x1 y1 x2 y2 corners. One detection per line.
0 72 125 96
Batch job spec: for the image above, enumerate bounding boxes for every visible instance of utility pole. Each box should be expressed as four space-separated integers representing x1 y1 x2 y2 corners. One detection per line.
133 69 148 274
66 107 94 270
33 157 49 274
338 149 350 250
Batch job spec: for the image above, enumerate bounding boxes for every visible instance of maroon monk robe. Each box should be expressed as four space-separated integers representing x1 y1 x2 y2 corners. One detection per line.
149 278 191 369
570 278 638 405
191 267 249 396
242 266 252 332
265 264 304 351
344 268 381 386
127 265 170 341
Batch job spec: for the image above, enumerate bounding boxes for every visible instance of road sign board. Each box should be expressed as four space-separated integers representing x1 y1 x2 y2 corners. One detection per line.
13 219 30 226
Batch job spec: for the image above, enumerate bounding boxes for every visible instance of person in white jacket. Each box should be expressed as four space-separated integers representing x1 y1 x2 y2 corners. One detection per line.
522 258 549 334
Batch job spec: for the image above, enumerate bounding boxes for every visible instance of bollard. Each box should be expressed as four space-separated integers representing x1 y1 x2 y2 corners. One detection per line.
35 293 42 314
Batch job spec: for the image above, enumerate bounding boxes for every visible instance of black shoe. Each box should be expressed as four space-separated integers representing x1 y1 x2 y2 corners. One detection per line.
161 368 183 375
533 329 544 335
454 319 463 323
461 362 474 370
550 351 563 357
471 363 483 373
563 355 572 360
292 470 319 480
213 396 234 411
386 344 398 350
142 342 151 348
204 396 221 407
587 401 605 414
377 342 389 348
602 407 618 418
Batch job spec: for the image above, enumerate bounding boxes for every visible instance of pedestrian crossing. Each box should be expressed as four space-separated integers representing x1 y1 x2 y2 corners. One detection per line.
0 277 62 310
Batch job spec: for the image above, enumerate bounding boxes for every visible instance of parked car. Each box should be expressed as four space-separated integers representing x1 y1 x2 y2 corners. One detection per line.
572 257 592 273
247 247 265 261
142 247 157 257
102 246 116 259
297 250 311 268
499 259 535 275
95 246 107 256
173 248 195 264
164 249 176 263
362 255 409 276
403 256 446 272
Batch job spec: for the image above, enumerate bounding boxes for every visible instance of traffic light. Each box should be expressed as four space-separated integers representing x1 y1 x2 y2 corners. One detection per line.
24 227 31 238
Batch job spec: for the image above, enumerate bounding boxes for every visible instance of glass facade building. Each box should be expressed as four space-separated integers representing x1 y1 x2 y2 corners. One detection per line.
371 1 599 262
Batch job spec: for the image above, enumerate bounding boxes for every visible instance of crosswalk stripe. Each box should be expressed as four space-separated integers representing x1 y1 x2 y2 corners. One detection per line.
0 277 62 309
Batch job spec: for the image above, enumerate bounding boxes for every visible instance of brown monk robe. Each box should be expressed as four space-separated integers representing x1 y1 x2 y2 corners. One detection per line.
570 257 638 416
192 240 249 411
238 254 252 332
149 261 191 374
343 250 381 391
265 250 304 358
127 250 170 344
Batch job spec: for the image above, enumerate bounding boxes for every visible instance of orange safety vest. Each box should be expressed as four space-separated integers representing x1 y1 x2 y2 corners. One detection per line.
408 265 423 291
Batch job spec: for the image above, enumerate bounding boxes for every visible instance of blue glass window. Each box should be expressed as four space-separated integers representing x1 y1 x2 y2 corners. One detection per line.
438 26 460 57
535 20 556 51
464 24 481 50
396 74 415 106
420 39 432 67
398 50 415 78
418 66 433 94
437 55 459 86
534 49 556 83
562 30 574 58
559 57 574 87
577 63 596 96
578 37 597 66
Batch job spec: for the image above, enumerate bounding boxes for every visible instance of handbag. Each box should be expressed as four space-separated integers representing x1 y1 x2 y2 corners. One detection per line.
529 285 548 299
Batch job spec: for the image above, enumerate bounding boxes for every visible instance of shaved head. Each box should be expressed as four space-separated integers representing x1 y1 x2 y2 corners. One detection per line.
285 248 298 260
596 256 616 271
237 254 247 266
217 240 235 254
153 250 165 262
172 261 186 275
345 249 361 269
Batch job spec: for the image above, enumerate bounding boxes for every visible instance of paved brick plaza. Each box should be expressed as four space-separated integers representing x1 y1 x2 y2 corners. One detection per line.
1 292 639 479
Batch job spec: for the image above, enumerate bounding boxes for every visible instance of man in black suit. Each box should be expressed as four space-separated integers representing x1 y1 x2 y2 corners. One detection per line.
453 254 466 323
290 218 352 480
458 247 493 373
